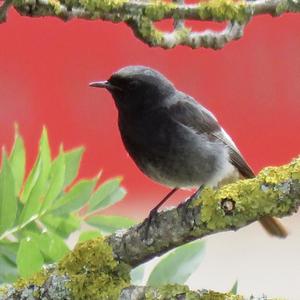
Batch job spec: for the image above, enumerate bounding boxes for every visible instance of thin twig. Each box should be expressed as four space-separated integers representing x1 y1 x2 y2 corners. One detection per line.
10 0 300 49
0 0 13 23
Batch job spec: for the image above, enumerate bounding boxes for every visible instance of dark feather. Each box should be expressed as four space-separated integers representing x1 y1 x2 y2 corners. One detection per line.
168 96 255 179
211 131 255 179
228 149 255 178
168 96 220 135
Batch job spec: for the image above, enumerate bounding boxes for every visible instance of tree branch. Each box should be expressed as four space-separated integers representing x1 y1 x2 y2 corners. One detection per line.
119 285 245 299
0 0 13 22
7 0 300 49
0 157 299 299
108 156 300 267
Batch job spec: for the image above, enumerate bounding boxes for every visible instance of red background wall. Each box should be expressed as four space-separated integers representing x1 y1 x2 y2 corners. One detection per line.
0 9 300 218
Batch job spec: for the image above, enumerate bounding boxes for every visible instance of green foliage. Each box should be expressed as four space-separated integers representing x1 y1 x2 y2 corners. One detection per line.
0 127 132 283
230 280 238 295
130 263 145 285
86 215 136 234
0 151 17 235
16 238 44 278
9 126 25 195
88 177 126 211
63 147 84 187
147 240 205 287
78 230 101 242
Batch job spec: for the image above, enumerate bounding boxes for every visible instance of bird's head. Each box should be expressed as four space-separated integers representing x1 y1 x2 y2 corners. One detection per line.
89 66 175 112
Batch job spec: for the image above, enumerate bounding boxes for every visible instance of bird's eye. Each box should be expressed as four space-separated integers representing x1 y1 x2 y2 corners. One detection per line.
127 80 139 90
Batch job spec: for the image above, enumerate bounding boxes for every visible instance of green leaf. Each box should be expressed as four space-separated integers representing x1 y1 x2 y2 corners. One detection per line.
44 232 69 261
0 151 17 235
15 222 41 243
0 240 18 264
86 215 136 234
22 127 51 203
64 147 84 187
78 230 101 242
147 240 205 287
130 264 145 285
39 127 52 176
230 280 238 295
18 158 45 224
41 150 66 212
21 154 41 203
9 126 26 196
41 214 80 238
0 255 18 283
88 177 126 212
17 238 44 278
24 231 69 262
51 177 98 215
18 129 53 223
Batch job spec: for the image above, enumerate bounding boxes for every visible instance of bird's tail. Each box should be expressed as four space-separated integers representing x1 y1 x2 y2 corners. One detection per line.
259 216 288 238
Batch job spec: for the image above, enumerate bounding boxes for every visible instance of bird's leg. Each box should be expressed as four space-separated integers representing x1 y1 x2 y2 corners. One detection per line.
142 188 178 240
185 184 205 207
182 184 205 224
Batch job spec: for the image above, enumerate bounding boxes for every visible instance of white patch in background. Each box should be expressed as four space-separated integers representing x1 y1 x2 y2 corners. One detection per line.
186 213 300 300
134 213 300 299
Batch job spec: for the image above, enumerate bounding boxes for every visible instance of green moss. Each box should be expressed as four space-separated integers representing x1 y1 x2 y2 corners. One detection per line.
145 285 244 299
49 0 62 15
1 237 130 299
58 236 131 300
137 16 165 46
198 0 250 23
176 27 191 40
144 0 175 21
195 157 300 231
14 269 48 291
0 286 8 297
58 0 128 19
276 0 300 15
0 269 50 299
79 0 127 19
199 290 244 300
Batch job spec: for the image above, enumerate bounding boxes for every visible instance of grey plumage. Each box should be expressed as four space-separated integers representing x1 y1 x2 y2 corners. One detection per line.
90 65 287 238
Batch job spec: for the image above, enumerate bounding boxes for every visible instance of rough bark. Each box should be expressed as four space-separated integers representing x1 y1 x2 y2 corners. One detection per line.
107 157 300 267
0 0 13 22
119 285 246 299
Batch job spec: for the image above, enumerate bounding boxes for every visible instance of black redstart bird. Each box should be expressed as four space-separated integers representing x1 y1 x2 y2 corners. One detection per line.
90 65 287 238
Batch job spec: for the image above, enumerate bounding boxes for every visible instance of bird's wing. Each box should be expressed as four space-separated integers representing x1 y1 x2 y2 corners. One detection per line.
168 95 255 179
212 131 255 178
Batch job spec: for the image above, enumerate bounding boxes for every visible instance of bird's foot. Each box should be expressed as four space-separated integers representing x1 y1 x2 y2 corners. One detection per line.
139 207 158 242
182 185 204 225
139 188 178 242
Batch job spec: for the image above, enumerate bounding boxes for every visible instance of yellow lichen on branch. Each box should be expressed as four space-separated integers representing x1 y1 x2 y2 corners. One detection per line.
1 237 131 299
58 237 131 299
144 284 244 299
197 157 300 231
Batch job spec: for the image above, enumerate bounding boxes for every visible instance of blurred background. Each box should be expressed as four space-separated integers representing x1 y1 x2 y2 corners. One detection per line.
0 8 300 299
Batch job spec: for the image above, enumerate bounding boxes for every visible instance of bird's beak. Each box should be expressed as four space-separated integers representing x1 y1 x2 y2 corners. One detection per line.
89 80 121 91
89 80 111 89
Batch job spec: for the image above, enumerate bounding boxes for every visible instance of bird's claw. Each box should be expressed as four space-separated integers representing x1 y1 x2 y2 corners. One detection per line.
139 208 158 242
182 185 204 225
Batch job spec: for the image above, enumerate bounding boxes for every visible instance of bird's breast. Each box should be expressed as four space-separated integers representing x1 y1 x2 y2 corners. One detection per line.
117 110 236 188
